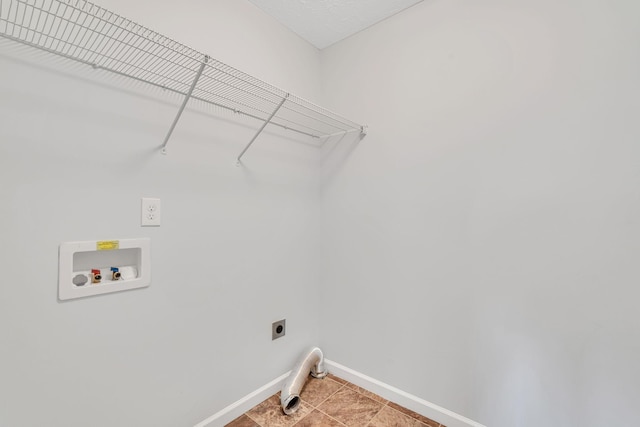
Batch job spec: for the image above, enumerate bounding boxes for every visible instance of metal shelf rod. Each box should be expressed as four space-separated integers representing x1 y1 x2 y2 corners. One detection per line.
161 55 209 154
236 94 289 165
321 128 365 139
0 0 367 159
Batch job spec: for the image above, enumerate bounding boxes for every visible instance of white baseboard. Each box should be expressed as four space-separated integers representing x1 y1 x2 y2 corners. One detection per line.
194 361 486 427
325 360 486 427
193 371 289 427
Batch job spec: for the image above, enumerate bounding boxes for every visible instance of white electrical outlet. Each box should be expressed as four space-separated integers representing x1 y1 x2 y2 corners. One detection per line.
141 198 161 226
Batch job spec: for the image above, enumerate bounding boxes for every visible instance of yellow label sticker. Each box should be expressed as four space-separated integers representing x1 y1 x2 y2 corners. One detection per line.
97 240 120 251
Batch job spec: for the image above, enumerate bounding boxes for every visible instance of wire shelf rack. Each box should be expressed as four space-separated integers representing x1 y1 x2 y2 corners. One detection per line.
0 0 366 162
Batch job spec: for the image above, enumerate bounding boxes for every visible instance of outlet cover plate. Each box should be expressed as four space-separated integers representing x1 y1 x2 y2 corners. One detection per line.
141 198 161 227
272 319 286 340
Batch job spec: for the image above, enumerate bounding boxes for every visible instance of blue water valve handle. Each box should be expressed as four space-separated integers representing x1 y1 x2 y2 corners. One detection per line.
110 267 121 280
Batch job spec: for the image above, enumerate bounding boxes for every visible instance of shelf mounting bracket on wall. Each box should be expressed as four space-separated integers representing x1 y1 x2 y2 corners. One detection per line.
0 0 366 163
161 55 209 154
236 93 290 166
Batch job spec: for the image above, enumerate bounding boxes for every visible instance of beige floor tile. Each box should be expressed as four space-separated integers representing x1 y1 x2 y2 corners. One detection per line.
299 377 344 406
246 394 312 427
344 383 388 404
317 387 384 426
327 374 349 385
293 409 346 426
225 414 260 427
237 375 444 427
386 402 441 427
368 405 429 427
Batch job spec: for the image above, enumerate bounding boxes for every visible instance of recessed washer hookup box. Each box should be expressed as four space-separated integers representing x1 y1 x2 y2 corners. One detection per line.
58 238 151 301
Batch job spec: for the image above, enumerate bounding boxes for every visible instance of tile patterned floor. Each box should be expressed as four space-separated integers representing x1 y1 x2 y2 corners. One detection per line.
226 374 445 427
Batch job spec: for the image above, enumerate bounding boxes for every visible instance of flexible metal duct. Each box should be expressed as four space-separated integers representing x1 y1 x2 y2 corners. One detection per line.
280 347 328 415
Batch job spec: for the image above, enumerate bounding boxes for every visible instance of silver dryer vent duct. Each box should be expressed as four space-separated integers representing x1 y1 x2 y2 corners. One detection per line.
280 347 328 415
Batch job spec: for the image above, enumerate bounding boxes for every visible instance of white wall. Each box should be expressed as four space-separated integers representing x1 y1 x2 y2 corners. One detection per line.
3 0 640 426
0 1 322 426
319 0 640 426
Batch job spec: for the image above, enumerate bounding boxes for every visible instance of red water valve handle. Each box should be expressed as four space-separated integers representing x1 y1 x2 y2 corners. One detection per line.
91 269 102 283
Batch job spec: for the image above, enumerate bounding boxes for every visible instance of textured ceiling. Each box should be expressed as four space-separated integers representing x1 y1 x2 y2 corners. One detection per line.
248 0 424 50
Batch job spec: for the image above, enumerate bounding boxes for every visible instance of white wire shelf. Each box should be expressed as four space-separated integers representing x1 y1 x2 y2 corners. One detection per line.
0 0 366 162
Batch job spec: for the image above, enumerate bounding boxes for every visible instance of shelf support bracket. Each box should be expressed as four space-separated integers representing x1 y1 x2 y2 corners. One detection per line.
236 94 289 165
161 55 209 154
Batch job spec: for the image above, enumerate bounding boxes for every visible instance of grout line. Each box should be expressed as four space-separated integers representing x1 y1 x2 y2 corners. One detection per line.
385 400 442 427
346 375 442 427
310 379 347 409
363 401 385 427
291 413 305 427
341 375 443 427
300 397 315 410
337 377 386 427
296 382 348 427
313 406 348 427
347 383 389 406
243 411 262 427
381 403 424 427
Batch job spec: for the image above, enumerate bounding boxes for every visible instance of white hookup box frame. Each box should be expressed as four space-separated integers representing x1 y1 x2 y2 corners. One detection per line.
58 238 151 300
